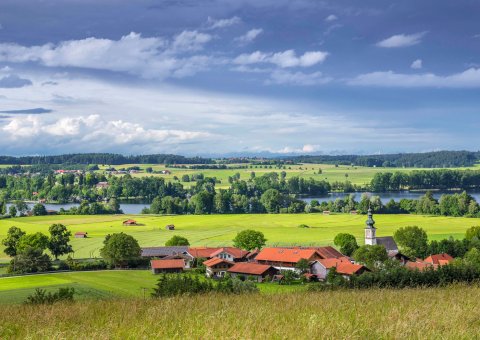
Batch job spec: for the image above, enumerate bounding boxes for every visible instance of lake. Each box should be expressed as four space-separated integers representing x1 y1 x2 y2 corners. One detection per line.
6 202 150 215
301 191 480 204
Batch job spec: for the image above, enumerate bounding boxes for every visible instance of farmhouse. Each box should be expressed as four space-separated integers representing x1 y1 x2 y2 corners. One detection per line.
405 253 454 271
424 253 454 265
123 219 138 226
188 247 223 259
150 259 185 274
74 232 88 238
311 257 369 280
141 246 193 268
96 181 109 189
203 257 235 278
209 247 249 262
165 224 175 230
228 262 278 282
255 248 324 270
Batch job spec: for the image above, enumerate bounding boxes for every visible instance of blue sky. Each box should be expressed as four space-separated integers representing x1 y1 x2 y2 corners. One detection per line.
0 0 479 156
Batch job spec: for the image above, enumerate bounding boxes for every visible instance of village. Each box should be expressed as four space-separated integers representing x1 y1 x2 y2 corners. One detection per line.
142 209 454 282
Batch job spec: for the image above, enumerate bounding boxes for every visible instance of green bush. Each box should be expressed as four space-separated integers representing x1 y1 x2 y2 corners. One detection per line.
25 287 75 305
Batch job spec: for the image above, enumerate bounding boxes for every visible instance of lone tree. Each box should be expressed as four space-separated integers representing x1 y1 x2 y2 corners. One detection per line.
295 258 310 274
9 205 17 217
165 235 190 246
233 229 266 251
32 203 47 216
333 233 359 256
1 226 26 257
393 226 428 258
100 233 141 267
48 224 73 260
352 245 388 270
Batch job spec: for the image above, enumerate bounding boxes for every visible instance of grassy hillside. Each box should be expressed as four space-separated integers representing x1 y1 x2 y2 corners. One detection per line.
1 213 477 261
1 284 479 338
0 270 303 305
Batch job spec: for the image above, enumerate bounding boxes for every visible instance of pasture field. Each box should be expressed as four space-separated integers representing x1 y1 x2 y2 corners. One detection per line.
1 284 479 338
0 213 477 261
99 162 480 189
0 270 306 305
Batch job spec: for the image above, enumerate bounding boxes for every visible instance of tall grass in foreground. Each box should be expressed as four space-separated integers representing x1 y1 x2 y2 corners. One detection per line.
1 285 480 338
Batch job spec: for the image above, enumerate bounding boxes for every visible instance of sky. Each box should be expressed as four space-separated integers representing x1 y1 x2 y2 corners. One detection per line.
0 0 479 156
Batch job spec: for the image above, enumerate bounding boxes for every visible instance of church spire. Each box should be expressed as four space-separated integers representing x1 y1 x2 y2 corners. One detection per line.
365 207 375 229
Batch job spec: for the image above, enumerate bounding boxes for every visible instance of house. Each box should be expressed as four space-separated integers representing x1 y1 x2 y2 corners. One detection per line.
323 210 331 215
311 257 369 280
150 259 185 274
203 257 235 278
141 246 193 268
227 262 278 282
209 247 250 262
245 249 260 262
123 219 138 226
74 232 88 238
161 170 172 175
165 224 175 231
255 248 324 270
424 253 454 266
405 260 434 271
405 253 454 271
188 247 223 259
46 210 58 215
306 246 344 259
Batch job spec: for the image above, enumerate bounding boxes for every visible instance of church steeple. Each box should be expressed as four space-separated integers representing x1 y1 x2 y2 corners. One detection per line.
364 208 377 245
365 208 375 229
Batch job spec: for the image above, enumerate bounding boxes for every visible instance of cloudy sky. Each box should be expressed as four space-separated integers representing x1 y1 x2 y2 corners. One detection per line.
0 0 479 156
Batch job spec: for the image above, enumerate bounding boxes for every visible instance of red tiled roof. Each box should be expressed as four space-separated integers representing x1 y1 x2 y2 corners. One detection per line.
335 262 366 275
75 232 87 235
209 247 249 259
318 257 351 269
123 219 137 224
187 247 222 258
308 246 345 259
228 262 274 276
203 257 234 267
255 248 321 263
424 253 454 265
150 259 185 269
405 261 434 271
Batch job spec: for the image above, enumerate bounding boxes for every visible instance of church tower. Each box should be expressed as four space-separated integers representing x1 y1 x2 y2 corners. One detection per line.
364 208 377 245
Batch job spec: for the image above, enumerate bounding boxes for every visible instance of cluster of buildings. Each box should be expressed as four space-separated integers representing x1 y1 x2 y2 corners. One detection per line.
143 209 454 282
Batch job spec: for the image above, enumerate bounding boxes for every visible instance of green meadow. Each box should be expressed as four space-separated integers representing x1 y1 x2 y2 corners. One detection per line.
100 162 480 189
0 213 477 261
0 270 305 305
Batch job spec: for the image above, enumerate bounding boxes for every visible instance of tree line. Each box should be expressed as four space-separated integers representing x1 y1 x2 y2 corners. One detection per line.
0 153 213 165
289 150 478 168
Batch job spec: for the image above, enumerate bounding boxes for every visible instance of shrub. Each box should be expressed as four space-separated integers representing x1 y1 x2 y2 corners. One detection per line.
25 287 75 305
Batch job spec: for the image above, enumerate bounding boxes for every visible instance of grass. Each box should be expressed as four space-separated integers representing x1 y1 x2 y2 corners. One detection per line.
1 284 480 338
1 213 478 261
98 162 480 189
0 270 156 304
0 270 306 305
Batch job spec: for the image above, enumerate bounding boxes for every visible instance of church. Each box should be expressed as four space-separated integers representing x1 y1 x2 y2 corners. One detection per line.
364 208 408 262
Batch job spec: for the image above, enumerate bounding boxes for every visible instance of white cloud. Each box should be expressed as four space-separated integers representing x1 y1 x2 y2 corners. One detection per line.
376 32 427 48
206 16 241 29
348 68 480 88
325 14 338 22
171 30 212 52
0 73 446 154
234 28 263 45
0 32 214 79
2 114 211 150
411 59 422 69
233 49 328 68
266 70 331 86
